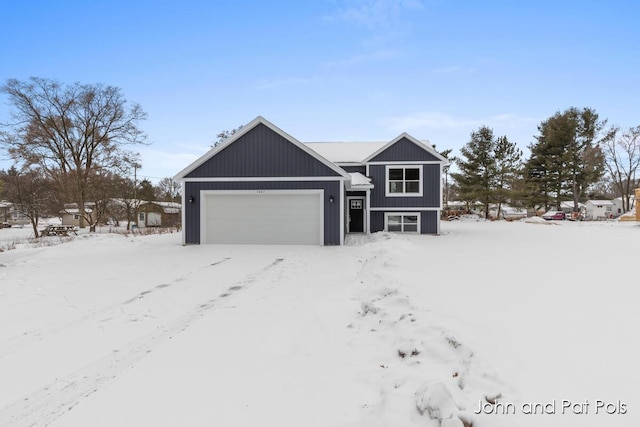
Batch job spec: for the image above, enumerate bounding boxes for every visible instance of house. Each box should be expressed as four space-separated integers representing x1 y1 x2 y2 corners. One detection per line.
0 200 30 227
612 195 635 217
584 200 615 220
61 203 97 227
489 205 528 220
174 116 448 245
137 201 182 228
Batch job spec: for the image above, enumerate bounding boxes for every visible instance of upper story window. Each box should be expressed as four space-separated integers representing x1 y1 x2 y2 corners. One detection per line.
386 165 422 197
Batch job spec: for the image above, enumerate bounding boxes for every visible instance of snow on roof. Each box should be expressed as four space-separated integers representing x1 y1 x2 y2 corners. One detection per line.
347 172 373 189
305 141 388 163
586 199 615 205
63 208 92 214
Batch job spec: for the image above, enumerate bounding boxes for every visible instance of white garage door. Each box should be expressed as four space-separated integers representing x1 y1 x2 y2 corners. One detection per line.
203 190 324 245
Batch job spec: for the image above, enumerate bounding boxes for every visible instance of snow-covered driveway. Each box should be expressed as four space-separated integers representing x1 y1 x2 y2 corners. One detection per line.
1 234 407 427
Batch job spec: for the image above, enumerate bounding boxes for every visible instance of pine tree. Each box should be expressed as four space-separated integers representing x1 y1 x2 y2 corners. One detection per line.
493 136 524 216
525 107 606 211
451 127 497 219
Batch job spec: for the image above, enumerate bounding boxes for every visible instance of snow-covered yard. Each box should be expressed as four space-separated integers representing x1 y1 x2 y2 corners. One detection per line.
0 219 638 427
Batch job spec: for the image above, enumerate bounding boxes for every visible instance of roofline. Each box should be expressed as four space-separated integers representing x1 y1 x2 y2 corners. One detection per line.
362 132 449 164
174 116 351 181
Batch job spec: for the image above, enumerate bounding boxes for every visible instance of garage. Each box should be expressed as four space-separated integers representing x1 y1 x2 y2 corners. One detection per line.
202 190 324 245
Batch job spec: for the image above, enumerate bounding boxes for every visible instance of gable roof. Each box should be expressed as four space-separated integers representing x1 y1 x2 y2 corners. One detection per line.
363 132 448 163
174 116 350 180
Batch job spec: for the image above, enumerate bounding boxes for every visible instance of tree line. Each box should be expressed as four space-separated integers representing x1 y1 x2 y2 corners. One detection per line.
2 77 638 233
444 107 640 218
0 77 179 237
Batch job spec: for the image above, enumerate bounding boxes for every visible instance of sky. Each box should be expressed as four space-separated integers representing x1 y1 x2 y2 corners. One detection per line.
1 0 639 183
1 218 638 427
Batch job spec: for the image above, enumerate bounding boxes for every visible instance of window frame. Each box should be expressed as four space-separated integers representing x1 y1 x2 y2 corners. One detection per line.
385 165 423 197
384 212 421 233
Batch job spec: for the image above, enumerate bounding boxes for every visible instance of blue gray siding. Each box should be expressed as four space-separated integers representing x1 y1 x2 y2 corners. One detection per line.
369 164 441 208
184 181 342 245
370 210 439 234
369 137 441 162
186 123 341 178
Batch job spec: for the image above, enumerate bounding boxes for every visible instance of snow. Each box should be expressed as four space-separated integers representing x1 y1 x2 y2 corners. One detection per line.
349 172 373 187
305 141 388 163
0 219 638 427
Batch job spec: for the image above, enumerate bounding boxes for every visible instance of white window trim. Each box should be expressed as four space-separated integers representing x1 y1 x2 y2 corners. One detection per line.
384 212 421 233
385 165 423 197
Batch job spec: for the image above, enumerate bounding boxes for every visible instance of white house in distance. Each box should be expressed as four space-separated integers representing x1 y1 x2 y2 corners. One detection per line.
584 200 615 220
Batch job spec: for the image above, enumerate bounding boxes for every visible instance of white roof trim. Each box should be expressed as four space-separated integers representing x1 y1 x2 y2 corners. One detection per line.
182 176 348 182
174 116 350 181
362 132 449 164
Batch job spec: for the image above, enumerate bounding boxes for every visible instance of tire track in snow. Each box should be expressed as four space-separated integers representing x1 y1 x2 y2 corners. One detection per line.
0 257 284 427
0 258 232 359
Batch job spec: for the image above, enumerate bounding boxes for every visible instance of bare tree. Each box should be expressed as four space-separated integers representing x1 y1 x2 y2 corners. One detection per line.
156 177 181 201
213 126 243 147
1 166 55 237
601 125 640 212
0 77 147 229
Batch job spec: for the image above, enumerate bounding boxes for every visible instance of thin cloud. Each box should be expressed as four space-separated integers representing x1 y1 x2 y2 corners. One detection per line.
325 48 403 67
254 77 316 91
385 111 539 132
385 111 480 131
334 0 424 30
432 65 477 74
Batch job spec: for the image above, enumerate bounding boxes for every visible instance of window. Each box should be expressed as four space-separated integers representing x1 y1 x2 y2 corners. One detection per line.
385 213 420 233
386 166 422 196
73 214 79 220
139 212 145 221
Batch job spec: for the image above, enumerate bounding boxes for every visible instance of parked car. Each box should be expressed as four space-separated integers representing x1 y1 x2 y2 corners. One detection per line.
542 210 566 220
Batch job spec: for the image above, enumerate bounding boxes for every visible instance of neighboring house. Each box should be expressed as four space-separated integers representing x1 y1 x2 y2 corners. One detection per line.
559 201 586 220
61 203 97 227
137 201 181 228
0 200 30 226
174 116 448 245
489 205 528 220
584 200 615 220
612 195 635 217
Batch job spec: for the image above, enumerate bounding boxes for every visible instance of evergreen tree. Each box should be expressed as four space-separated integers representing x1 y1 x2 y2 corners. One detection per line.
493 135 524 215
525 107 606 211
451 127 497 219
138 179 156 201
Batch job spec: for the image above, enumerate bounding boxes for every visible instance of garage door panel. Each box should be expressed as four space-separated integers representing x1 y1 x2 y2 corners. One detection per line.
203 192 323 245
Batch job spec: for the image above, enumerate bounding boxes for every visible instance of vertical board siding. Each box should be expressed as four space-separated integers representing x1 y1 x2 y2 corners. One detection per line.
369 164 441 208
421 210 438 234
369 137 440 162
184 181 342 245
186 124 340 178
370 210 439 234
370 211 385 233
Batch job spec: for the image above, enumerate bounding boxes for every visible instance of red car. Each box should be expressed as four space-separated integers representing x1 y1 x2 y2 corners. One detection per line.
542 210 566 220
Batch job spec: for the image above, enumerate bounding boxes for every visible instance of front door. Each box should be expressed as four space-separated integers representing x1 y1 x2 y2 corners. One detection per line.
349 198 364 233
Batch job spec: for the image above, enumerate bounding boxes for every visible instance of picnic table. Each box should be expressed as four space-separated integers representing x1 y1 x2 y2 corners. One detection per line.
40 225 79 237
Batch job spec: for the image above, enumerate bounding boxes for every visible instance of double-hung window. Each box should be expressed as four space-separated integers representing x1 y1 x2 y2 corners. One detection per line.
386 165 422 196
